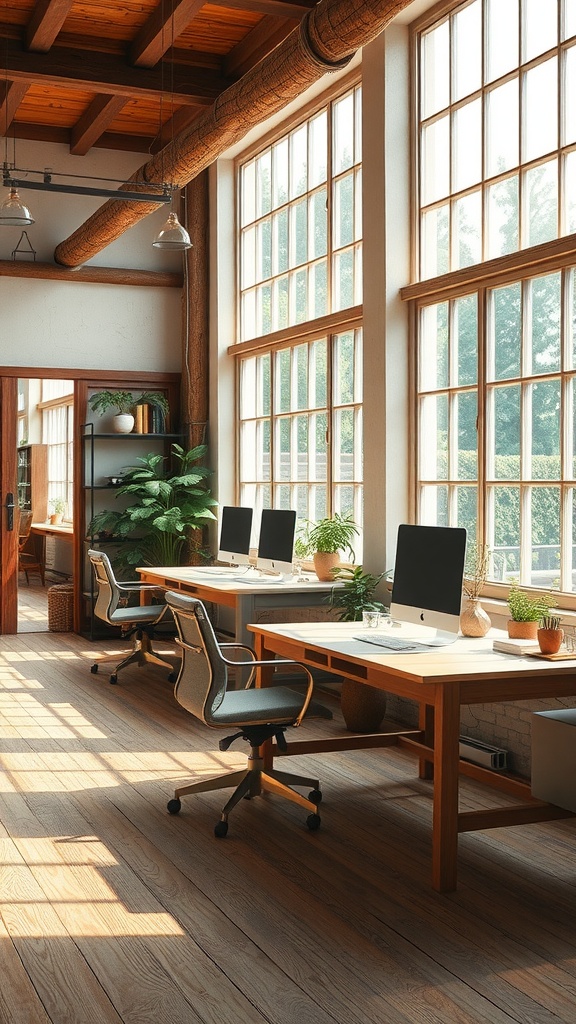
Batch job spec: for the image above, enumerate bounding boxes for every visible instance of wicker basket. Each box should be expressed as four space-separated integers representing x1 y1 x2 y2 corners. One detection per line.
48 582 74 632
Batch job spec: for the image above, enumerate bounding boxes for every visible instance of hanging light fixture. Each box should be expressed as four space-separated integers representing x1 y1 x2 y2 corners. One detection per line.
0 186 34 226
153 190 191 249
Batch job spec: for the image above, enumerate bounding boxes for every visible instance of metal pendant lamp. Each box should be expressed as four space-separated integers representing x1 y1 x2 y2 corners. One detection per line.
0 186 34 226
152 203 191 250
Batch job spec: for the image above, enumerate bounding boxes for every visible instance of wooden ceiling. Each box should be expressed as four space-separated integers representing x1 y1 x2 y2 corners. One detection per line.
0 0 317 159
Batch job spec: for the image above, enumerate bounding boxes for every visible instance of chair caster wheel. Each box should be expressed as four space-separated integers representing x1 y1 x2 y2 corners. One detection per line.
109 673 118 684
91 664 98 674
167 798 181 815
306 813 321 831
214 820 228 838
308 788 322 805
168 672 177 683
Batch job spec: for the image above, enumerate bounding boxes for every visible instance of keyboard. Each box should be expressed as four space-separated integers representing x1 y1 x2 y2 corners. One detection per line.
353 634 431 652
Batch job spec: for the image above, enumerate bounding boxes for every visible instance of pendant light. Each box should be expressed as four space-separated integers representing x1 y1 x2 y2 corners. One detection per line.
0 186 34 226
153 192 191 249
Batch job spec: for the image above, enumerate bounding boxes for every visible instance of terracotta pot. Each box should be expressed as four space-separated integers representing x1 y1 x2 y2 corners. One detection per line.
460 599 491 637
49 513 63 525
313 551 341 582
340 679 387 733
537 627 564 655
507 619 539 640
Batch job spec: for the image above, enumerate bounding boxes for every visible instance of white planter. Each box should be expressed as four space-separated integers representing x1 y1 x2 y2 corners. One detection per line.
112 413 135 433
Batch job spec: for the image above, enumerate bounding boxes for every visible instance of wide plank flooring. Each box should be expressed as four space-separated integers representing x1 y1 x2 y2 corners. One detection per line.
0 629 575 1024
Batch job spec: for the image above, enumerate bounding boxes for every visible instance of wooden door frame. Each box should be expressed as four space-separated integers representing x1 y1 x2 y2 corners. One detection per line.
0 366 181 636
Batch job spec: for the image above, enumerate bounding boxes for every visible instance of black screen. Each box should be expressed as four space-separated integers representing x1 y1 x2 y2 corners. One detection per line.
218 506 253 556
391 524 467 615
257 509 297 563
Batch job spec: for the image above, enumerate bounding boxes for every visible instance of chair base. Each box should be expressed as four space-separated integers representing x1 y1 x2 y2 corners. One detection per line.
168 746 322 833
91 629 175 683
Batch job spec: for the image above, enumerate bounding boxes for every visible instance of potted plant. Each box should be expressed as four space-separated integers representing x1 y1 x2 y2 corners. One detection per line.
305 513 358 581
88 443 217 567
88 390 169 434
49 497 66 525
329 565 388 622
460 543 491 637
507 584 554 640
538 614 564 655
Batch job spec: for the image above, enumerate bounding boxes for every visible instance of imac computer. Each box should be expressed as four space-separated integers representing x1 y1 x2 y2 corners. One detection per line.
256 508 297 577
389 524 467 646
217 506 253 567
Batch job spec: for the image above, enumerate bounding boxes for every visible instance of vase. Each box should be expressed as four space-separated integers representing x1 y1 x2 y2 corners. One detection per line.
537 627 564 655
507 619 539 640
459 599 491 637
340 679 387 733
112 413 135 433
313 551 341 582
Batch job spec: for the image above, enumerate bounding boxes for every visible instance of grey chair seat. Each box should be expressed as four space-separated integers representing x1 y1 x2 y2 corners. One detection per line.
164 591 332 837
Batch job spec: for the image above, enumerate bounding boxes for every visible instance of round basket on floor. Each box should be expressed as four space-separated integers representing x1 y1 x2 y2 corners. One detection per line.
48 582 74 632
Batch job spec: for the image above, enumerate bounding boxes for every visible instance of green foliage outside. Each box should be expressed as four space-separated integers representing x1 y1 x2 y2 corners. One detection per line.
88 444 217 568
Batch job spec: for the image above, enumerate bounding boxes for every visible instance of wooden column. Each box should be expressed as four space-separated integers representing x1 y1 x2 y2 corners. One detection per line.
182 172 209 451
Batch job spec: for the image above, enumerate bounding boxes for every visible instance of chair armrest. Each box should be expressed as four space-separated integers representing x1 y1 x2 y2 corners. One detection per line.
219 653 315 724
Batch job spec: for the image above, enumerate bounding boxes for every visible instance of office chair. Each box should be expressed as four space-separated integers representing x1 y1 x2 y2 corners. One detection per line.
165 590 333 837
18 509 45 585
88 549 176 685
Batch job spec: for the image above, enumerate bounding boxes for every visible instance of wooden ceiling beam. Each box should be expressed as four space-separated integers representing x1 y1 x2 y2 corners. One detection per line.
224 16 294 78
131 0 206 68
25 0 74 53
218 0 314 14
0 80 29 136
70 95 128 156
1 36 226 105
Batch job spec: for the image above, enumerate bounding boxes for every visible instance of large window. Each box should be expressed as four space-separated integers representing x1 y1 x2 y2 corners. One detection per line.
412 0 576 598
40 380 74 520
236 80 363 548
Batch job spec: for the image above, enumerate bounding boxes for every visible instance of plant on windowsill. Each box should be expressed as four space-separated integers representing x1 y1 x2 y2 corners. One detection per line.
460 542 492 637
507 584 554 640
537 614 564 655
304 513 359 581
49 497 66 525
88 390 169 434
87 443 217 568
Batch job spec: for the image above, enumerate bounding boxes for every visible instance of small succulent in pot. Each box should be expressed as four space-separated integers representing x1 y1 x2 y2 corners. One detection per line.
538 614 564 655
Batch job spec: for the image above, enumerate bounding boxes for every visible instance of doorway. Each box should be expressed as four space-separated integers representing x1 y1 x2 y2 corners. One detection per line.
16 377 74 633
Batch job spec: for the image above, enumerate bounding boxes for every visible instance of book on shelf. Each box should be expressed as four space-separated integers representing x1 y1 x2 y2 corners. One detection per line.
492 637 540 656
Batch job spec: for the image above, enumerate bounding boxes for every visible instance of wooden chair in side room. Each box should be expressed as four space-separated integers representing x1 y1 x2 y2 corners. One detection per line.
18 510 45 585
164 590 333 838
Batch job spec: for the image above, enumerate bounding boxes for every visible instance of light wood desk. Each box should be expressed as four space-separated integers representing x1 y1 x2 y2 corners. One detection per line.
136 566 338 646
249 620 576 892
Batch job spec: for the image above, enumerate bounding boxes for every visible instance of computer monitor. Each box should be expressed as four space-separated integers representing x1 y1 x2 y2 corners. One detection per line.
256 508 297 576
390 524 467 645
217 506 253 567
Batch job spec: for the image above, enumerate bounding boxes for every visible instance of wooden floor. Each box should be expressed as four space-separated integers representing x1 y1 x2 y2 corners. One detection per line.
1 629 576 1024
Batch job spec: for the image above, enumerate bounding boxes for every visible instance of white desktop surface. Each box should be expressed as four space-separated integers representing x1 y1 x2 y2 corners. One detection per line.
147 565 340 594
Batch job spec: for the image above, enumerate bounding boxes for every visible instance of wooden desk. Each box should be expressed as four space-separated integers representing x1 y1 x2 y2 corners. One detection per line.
249 620 576 893
31 522 73 541
137 566 337 646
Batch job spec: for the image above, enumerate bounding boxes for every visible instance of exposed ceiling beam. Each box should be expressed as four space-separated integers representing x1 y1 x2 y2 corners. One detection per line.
54 0 415 268
2 36 226 105
70 95 128 156
131 0 206 67
25 0 74 52
0 80 29 136
224 16 294 78
217 0 314 14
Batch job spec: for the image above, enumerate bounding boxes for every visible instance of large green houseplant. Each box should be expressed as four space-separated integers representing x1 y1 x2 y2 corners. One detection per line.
329 565 388 622
88 443 217 567
305 513 359 581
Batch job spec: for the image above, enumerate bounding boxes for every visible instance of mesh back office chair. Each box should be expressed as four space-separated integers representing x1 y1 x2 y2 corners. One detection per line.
18 509 45 585
165 590 333 837
88 549 176 684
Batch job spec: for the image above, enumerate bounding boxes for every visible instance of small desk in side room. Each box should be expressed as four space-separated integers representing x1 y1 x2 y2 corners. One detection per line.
136 566 338 647
249 620 576 893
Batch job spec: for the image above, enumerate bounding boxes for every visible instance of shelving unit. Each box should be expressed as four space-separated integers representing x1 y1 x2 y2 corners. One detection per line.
17 443 49 570
81 424 183 638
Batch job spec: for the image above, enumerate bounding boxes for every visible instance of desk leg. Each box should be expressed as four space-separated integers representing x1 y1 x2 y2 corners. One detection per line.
419 703 434 780
253 633 276 771
431 682 460 893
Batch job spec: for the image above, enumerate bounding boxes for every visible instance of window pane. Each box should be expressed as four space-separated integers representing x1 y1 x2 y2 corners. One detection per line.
333 173 354 248
419 394 448 480
295 345 308 410
311 339 327 407
256 150 271 216
525 160 558 247
524 0 557 62
487 176 519 258
419 484 449 525
290 124 307 199
456 484 477 537
334 409 355 481
486 79 519 177
333 92 355 174
311 188 327 259
421 204 449 277
524 59 557 163
272 138 289 209
456 391 477 479
421 115 450 204
419 302 448 391
531 380 561 475
492 485 521 579
241 160 255 227
455 294 478 386
565 45 576 145
311 260 327 319
454 192 481 268
530 486 560 588
486 0 518 83
493 384 521 479
333 249 355 310
453 1 481 101
309 113 327 187
421 21 449 118
530 272 561 373
492 283 521 381
273 209 288 274
454 99 481 192
334 331 355 405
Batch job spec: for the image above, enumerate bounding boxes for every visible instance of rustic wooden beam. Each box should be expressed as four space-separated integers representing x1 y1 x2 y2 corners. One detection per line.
25 0 74 52
225 16 295 79
70 95 127 155
0 260 182 288
182 174 209 450
2 36 226 105
221 0 314 15
0 80 29 135
131 0 206 68
54 0 413 268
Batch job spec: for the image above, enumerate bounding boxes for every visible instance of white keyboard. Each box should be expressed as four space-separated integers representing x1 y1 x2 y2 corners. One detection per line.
353 634 431 652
